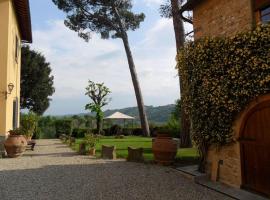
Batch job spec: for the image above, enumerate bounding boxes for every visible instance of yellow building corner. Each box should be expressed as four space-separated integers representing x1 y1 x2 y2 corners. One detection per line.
0 0 32 155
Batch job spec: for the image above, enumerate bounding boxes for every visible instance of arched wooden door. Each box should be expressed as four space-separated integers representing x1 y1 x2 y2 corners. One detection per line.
240 100 270 197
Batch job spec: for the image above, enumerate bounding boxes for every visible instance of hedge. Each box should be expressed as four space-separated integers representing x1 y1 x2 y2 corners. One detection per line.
55 119 73 138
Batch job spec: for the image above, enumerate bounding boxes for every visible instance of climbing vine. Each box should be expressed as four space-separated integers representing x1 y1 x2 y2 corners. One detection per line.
177 24 270 171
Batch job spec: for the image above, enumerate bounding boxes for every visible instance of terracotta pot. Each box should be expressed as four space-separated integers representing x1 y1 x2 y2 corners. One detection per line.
24 135 32 142
89 147 96 156
152 134 178 165
4 135 27 158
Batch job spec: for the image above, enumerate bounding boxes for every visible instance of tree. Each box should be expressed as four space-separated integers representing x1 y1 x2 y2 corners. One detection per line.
160 0 191 147
52 0 150 137
21 46 55 115
172 99 181 119
85 80 111 134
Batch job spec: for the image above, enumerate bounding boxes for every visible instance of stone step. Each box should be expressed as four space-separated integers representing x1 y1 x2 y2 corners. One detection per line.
195 176 269 200
175 165 269 200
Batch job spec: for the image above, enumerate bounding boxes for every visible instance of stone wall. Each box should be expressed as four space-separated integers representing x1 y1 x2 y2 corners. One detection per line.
206 143 242 188
193 0 254 39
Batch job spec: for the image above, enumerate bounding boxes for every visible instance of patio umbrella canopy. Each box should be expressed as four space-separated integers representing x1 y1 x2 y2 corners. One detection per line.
104 112 135 129
105 112 135 120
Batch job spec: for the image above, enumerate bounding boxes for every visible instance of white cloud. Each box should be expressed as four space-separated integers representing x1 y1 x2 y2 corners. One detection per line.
142 0 163 6
31 18 180 115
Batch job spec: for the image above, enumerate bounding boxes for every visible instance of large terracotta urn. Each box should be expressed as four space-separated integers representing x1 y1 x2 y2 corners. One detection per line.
152 133 178 165
4 135 27 158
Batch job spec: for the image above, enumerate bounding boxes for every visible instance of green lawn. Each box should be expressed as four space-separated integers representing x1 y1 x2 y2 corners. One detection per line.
72 136 198 162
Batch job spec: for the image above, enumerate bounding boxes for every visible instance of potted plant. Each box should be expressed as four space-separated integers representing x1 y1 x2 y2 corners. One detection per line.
4 128 27 158
20 112 38 141
152 128 178 165
83 133 99 156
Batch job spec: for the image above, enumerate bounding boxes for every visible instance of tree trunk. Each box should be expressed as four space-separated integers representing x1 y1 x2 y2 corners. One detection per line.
121 35 150 137
113 6 150 137
171 0 191 147
96 114 102 134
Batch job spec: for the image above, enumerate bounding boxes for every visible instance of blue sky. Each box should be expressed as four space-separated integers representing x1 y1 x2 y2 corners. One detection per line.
29 0 192 115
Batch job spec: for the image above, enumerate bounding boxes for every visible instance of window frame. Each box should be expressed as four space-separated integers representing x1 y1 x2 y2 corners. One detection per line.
254 0 270 23
260 6 270 23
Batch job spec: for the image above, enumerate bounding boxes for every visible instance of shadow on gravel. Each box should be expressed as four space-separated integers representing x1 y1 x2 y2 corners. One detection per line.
24 152 78 157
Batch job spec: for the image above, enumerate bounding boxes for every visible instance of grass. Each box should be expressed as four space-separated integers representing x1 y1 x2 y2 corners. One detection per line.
71 136 199 162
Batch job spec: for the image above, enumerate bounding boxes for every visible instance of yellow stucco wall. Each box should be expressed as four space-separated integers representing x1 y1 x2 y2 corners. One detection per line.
0 0 21 137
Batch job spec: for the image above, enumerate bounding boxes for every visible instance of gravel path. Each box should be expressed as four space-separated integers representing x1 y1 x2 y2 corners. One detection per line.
0 139 232 200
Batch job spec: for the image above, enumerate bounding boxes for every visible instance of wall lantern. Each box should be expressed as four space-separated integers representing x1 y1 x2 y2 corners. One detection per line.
1 83 15 99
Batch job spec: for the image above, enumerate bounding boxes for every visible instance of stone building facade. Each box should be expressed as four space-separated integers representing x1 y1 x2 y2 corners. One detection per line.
182 0 270 197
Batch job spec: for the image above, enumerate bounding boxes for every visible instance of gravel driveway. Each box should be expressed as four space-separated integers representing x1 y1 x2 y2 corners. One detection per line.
0 139 232 200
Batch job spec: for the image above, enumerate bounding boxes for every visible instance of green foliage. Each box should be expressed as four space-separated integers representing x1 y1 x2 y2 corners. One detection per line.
171 99 181 120
83 133 100 148
20 112 39 137
55 119 73 138
167 117 180 136
109 124 122 135
21 45 55 115
8 128 23 136
72 128 89 138
178 24 270 151
38 116 56 139
85 80 111 134
52 0 145 41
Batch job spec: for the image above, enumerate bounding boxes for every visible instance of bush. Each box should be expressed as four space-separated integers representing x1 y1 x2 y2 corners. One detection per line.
20 112 38 137
72 128 89 138
151 126 180 138
32 127 41 139
122 128 133 136
132 128 143 136
55 119 73 138
92 129 105 135
103 128 110 136
109 124 122 135
38 116 56 139
83 133 100 148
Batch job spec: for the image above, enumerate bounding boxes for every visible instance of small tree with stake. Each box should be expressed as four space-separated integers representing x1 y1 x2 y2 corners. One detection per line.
52 0 150 137
85 81 111 134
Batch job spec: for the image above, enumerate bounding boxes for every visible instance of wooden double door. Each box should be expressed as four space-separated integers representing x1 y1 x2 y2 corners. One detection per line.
240 101 270 197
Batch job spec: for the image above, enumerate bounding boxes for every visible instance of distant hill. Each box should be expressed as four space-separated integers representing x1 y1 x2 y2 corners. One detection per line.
103 104 175 124
62 104 176 125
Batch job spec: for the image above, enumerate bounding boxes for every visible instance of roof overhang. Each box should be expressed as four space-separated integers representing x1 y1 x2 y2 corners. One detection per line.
13 0 32 43
181 0 204 11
